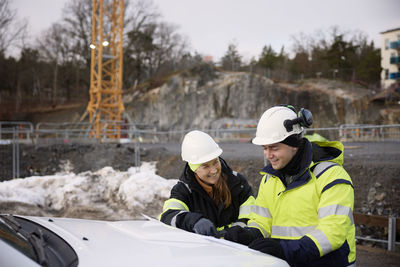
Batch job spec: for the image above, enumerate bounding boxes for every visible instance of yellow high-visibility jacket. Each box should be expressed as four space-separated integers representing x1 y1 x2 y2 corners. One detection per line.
249 139 355 267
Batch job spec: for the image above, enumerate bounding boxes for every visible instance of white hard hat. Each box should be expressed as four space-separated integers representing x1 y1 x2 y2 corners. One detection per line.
252 106 303 146
181 130 223 164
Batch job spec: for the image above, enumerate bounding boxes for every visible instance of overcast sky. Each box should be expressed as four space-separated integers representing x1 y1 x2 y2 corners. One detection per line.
11 0 400 61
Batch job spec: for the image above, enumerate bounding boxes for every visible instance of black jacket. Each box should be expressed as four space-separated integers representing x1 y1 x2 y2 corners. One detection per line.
159 157 254 233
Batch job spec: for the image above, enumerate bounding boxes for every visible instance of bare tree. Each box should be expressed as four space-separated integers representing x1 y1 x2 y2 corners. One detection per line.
125 0 160 33
124 0 190 86
31 0 190 95
151 22 189 75
61 0 93 66
123 0 160 83
34 0 96 103
0 0 27 55
36 23 71 103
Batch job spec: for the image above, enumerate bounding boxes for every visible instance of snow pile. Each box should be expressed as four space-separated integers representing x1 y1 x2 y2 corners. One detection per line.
119 166 176 208
0 162 178 220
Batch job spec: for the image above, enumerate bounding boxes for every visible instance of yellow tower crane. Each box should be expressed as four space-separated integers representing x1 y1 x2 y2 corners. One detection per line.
87 0 125 140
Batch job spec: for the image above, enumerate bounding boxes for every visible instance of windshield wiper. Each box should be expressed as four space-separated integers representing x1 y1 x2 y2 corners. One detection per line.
27 228 48 266
0 214 48 265
0 214 22 232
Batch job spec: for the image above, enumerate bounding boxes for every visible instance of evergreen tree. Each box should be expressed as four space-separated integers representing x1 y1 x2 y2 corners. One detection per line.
290 51 311 78
355 41 381 85
221 43 242 71
325 34 358 80
257 45 279 69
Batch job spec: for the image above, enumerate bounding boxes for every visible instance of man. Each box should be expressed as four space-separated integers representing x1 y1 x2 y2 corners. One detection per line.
225 106 356 267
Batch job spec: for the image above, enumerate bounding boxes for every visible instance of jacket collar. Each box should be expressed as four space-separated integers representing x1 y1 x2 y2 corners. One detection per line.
311 140 343 164
260 139 345 190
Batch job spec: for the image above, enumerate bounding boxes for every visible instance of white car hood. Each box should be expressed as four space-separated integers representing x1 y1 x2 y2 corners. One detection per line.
22 215 288 267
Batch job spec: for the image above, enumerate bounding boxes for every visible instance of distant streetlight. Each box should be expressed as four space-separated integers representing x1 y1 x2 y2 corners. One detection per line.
102 41 109 46
90 44 96 49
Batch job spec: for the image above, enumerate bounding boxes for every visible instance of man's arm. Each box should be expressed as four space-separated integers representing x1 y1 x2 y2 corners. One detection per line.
281 167 354 265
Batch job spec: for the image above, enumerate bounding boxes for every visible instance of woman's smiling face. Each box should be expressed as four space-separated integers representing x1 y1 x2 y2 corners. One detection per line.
195 158 221 185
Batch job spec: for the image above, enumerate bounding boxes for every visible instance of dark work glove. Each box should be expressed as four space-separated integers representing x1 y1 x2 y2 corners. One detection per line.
193 218 218 237
249 238 286 261
224 226 258 245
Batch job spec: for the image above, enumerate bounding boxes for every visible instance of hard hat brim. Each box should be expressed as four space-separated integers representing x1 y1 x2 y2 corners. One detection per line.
252 136 285 146
186 147 223 164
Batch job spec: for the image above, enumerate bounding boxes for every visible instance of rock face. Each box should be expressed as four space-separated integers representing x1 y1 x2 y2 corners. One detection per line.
124 72 380 132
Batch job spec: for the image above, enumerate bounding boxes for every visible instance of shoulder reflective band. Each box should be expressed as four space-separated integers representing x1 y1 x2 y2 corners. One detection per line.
264 174 272 183
179 181 192 193
312 161 338 178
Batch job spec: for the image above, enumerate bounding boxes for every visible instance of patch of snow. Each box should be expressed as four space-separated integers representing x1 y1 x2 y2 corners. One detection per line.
0 162 178 219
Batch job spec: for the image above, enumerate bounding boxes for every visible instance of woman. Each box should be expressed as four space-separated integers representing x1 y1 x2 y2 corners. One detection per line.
159 130 255 237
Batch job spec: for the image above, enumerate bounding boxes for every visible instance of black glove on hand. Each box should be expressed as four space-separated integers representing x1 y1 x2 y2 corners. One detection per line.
193 218 218 237
248 238 286 261
224 226 255 245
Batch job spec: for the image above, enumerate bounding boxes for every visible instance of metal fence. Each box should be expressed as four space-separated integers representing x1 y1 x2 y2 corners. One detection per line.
2 121 400 180
2 121 400 144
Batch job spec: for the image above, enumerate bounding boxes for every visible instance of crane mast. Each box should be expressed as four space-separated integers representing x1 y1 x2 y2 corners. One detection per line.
87 0 125 140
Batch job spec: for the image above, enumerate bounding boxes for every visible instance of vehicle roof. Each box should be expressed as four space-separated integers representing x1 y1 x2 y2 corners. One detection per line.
18 215 288 267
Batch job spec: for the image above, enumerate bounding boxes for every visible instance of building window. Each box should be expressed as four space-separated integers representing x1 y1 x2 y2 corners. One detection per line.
385 39 389 50
385 69 389 79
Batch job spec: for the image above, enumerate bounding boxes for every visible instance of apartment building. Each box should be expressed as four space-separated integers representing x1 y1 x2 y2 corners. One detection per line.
381 27 400 89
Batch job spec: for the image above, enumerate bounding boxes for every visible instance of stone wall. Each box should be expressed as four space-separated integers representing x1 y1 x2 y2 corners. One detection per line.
124 72 381 132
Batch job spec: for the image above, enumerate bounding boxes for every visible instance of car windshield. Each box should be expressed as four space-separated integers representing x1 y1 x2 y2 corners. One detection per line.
0 215 37 261
0 214 78 267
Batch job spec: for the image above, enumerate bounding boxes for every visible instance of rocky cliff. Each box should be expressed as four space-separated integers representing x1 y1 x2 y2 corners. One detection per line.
124 72 383 131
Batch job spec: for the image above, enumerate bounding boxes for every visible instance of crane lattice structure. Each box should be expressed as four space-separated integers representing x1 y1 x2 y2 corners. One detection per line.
87 0 125 140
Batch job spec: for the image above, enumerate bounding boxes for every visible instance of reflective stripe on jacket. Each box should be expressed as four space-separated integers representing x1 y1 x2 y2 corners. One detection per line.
249 140 356 267
159 157 255 232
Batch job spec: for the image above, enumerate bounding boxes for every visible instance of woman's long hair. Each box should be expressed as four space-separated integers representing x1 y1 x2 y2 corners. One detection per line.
214 172 232 208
